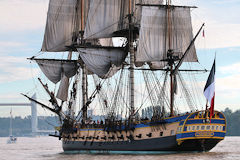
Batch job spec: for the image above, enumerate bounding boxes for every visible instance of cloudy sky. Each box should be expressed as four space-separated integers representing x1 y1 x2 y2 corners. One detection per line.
0 0 240 117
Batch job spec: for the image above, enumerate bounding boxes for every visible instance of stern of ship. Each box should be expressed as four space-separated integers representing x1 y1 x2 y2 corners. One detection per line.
176 110 226 151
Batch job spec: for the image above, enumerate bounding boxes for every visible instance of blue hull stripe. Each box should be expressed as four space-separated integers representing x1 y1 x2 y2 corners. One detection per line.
185 119 225 124
179 121 184 125
176 132 225 139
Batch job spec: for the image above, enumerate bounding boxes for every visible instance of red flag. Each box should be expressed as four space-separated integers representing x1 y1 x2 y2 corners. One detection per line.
210 94 215 119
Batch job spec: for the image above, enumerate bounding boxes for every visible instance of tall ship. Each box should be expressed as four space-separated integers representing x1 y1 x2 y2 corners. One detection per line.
23 0 226 152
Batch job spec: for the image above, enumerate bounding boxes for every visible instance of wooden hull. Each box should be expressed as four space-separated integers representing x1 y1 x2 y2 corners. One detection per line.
61 111 226 153
63 135 177 151
62 136 221 152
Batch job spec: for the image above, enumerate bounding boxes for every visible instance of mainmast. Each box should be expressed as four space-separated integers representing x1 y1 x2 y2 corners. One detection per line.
82 65 88 121
128 0 135 121
166 0 175 117
80 0 88 122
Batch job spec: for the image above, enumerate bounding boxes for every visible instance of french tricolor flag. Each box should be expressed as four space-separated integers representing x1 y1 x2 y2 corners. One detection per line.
204 60 215 118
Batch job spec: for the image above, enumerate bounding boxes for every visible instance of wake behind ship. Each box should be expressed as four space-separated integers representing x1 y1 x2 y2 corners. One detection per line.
23 0 226 153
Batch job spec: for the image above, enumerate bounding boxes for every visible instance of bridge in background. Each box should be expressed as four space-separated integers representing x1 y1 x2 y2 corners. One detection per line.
0 94 55 136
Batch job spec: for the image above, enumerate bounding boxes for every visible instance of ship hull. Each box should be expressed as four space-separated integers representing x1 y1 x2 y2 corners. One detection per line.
63 135 177 151
177 139 221 151
61 111 226 153
62 136 220 152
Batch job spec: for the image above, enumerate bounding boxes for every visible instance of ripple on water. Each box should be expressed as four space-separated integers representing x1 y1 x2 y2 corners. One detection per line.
0 136 239 160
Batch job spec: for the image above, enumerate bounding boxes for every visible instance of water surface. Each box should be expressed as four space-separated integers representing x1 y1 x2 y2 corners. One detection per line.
0 136 239 160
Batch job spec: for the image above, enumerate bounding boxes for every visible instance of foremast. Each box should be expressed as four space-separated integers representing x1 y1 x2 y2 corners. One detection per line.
25 0 92 123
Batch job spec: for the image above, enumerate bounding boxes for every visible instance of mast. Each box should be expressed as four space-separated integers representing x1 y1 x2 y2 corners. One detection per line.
166 0 174 117
129 0 135 121
67 51 73 117
136 1 200 117
82 65 88 121
9 108 12 136
80 0 88 121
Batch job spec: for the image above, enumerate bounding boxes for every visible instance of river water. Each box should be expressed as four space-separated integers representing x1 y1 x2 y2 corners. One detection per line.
0 136 239 160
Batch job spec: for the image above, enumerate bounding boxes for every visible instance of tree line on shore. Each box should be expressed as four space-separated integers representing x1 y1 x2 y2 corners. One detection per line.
0 116 58 137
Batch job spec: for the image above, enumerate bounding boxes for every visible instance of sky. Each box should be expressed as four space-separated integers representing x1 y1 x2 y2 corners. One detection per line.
0 0 240 117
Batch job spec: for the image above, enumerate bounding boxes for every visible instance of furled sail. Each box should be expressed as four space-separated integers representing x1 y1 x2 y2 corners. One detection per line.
77 47 127 79
35 59 79 84
41 0 90 52
136 6 198 69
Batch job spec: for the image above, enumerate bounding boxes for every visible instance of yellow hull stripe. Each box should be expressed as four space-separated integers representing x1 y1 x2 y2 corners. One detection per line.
177 136 224 141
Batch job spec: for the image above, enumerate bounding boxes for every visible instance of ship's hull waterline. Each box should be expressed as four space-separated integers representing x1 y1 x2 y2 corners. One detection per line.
62 136 221 152
61 111 226 153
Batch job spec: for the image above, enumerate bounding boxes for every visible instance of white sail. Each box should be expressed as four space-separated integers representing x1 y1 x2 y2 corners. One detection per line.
56 53 73 101
99 38 113 46
136 6 198 69
83 0 163 40
142 0 163 4
84 0 129 39
42 0 90 52
56 75 69 101
77 47 127 79
35 59 78 84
